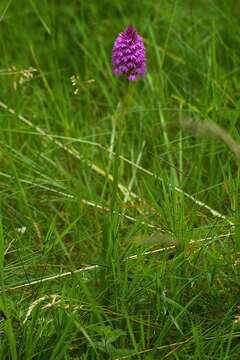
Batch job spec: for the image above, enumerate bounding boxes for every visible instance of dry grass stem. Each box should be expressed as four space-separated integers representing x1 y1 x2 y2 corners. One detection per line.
2 231 233 293
179 118 240 159
0 101 233 226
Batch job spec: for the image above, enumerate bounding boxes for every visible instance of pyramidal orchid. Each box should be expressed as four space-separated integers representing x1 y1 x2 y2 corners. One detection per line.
112 26 146 81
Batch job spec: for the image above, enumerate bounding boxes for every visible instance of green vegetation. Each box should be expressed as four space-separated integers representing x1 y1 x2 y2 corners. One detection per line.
0 0 240 358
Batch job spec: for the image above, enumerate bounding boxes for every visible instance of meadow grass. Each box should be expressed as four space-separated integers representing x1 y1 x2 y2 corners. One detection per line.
0 0 240 358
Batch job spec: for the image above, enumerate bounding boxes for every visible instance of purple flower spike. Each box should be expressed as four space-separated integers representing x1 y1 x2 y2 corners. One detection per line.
112 26 146 81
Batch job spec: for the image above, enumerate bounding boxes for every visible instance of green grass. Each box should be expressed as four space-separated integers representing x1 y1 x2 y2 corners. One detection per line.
0 0 240 358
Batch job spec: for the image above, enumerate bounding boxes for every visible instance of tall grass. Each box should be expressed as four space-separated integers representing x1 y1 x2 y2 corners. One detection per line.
0 0 240 358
